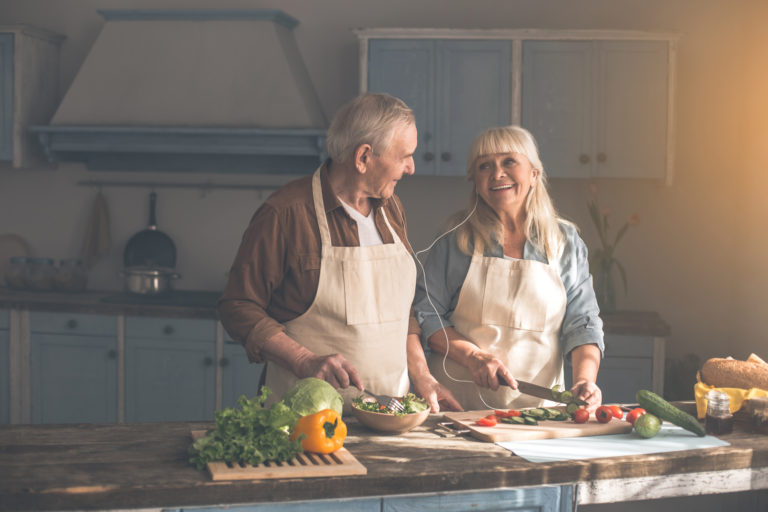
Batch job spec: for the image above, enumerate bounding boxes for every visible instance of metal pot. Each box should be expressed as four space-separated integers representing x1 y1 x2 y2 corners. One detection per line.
120 266 180 295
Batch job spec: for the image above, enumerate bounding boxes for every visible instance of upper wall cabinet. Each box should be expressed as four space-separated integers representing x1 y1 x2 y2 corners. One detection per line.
0 26 63 168
356 30 677 183
362 36 511 176
522 40 669 180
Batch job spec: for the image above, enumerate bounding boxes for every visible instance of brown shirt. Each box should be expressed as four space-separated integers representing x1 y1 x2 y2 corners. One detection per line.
218 164 421 363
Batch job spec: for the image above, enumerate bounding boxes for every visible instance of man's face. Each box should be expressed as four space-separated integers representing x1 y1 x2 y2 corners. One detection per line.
363 122 417 200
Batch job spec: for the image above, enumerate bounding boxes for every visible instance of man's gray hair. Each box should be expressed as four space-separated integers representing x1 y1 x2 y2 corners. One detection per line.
326 93 414 163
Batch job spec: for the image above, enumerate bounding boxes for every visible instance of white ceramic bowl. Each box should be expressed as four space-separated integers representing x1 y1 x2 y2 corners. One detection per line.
350 399 430 434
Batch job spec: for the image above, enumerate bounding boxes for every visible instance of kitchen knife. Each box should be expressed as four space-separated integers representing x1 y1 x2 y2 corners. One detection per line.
501 376 588 406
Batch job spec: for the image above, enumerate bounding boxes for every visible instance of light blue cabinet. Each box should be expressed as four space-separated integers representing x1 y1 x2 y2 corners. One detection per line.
29 312 118 424
522 40 669 179
367 39 511 176
566 333 657 404
0 310 9 423
221 338 263 409
125 317 216 422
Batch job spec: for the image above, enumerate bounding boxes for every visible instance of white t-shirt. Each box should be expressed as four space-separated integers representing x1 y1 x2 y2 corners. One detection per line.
337 197 384 247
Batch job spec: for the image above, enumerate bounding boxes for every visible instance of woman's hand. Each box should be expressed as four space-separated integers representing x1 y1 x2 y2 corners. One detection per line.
411 374 463 413
466 349 517 390
571 380 602 413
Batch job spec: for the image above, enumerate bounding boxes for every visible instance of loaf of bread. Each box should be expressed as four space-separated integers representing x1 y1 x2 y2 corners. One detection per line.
700 357 768 390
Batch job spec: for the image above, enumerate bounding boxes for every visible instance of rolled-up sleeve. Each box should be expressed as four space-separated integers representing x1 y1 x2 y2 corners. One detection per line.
218 204 286 363
412 234 471 340
558 225 605 358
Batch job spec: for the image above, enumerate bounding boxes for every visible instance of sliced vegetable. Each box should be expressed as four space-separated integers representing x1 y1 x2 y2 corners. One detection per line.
523 416 539 425
565 402 580 415
608 405 624 420
500 416 526 425
595 406 613 423
475 414 498 427
290 409 347 454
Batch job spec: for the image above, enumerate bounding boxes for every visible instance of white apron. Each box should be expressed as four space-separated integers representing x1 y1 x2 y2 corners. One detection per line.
265 168 416 410
428 242 567 410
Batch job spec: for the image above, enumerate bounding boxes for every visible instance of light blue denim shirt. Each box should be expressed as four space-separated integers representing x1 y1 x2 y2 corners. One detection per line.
413 221 604 358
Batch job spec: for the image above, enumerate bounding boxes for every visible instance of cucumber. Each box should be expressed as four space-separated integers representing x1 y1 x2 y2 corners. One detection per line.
501 416 525 425
523 416 538 425
636 389 706 437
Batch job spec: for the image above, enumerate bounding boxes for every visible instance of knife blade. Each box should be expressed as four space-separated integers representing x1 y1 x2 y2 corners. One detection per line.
500 376 588 406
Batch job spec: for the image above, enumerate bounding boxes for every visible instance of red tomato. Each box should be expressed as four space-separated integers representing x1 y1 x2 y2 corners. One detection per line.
573 408 590 424
475 414 498 427
595 406 613 423
626 407 647 425
608 405 623 420
494 409 522 418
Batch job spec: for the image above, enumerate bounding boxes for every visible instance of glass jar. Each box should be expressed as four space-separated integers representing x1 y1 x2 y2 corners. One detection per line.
24 257 56 291
705 390 734 435
54 258 88 292
5 256 28 289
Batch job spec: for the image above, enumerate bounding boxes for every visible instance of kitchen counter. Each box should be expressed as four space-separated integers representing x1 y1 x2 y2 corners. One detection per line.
1 408 766 511
0 288 670 333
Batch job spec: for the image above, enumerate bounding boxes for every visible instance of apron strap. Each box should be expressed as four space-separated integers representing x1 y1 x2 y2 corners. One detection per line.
311 168 333 247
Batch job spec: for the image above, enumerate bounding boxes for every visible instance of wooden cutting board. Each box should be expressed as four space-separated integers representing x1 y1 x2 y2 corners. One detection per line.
190 430 366 481
443 410 633 442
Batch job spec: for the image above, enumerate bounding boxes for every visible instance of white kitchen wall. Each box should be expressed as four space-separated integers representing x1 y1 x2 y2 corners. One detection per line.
1 0 767 371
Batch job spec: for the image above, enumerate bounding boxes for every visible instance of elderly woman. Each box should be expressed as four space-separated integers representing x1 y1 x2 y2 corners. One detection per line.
412 126 604 411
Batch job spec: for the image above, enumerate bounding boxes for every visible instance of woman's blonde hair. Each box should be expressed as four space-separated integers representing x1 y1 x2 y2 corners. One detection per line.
326 93 414 163
453 125 571 262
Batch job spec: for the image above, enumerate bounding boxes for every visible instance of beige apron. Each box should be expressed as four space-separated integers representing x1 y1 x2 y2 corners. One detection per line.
265 168 415 410
428 242 567 410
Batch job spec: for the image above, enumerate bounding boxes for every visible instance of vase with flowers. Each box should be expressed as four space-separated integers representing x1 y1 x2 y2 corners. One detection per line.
587 189 639 313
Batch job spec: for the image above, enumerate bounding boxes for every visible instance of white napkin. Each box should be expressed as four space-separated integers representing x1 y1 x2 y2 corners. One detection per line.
496 423 729 463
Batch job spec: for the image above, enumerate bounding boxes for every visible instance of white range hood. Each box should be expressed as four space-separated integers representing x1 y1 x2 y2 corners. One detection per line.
31 9 328 173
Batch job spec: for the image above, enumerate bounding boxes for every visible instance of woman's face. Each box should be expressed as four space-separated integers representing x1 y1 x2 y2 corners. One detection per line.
472 152 538 216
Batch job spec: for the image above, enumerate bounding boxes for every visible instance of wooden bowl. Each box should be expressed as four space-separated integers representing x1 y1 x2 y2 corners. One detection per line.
350 400 430 434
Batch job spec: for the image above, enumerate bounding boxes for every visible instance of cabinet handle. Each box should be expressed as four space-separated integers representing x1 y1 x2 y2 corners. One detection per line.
163 325 175 335
597 152 607 163
441 152 452 162
219 357 230 368
203 356 214 367
579 154 591 164
66 319 78 329
423 152 434 162
107 349 117 359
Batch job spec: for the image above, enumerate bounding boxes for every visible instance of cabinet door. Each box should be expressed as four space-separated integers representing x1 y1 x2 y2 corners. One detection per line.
597 41 668 179
0 33 13 161
30 333 118 423
383 485 572 512
564 334 654 404
437 40 512 176
0 310 8 424
221 340 264 409
368 39 436 174
522 41 593 179
523 40 668 180
125 317 216 422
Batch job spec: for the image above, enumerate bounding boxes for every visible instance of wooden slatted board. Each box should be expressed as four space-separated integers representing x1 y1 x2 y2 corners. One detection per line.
190 430 367 481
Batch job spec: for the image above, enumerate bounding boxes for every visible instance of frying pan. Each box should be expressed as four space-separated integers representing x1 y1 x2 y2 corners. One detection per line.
123 192 176 268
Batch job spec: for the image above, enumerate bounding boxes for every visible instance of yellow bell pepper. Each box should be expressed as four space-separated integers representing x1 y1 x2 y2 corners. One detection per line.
290 409 347 454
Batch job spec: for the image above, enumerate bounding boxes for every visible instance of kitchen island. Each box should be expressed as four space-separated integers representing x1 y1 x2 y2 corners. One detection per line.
1 410 767 511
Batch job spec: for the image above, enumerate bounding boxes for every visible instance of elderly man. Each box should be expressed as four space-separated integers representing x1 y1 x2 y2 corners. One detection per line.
218 93 460 413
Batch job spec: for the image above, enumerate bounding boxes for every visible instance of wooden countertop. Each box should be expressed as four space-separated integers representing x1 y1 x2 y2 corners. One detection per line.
1 411 765 511
0 288 671 334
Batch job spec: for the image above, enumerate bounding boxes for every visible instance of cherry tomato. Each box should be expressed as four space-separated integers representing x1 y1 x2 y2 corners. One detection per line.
608 405 623 420
475 414 498 427
595 406 613 423
573 408 589 424
494 409 522 418
626 407 647 425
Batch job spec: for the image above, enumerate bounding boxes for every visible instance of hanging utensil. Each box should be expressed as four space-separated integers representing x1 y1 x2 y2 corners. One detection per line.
123 192 176 269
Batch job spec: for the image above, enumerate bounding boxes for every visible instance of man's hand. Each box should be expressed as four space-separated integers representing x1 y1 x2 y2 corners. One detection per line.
571 380 602 413
295 352 364 391
411 374 463 413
